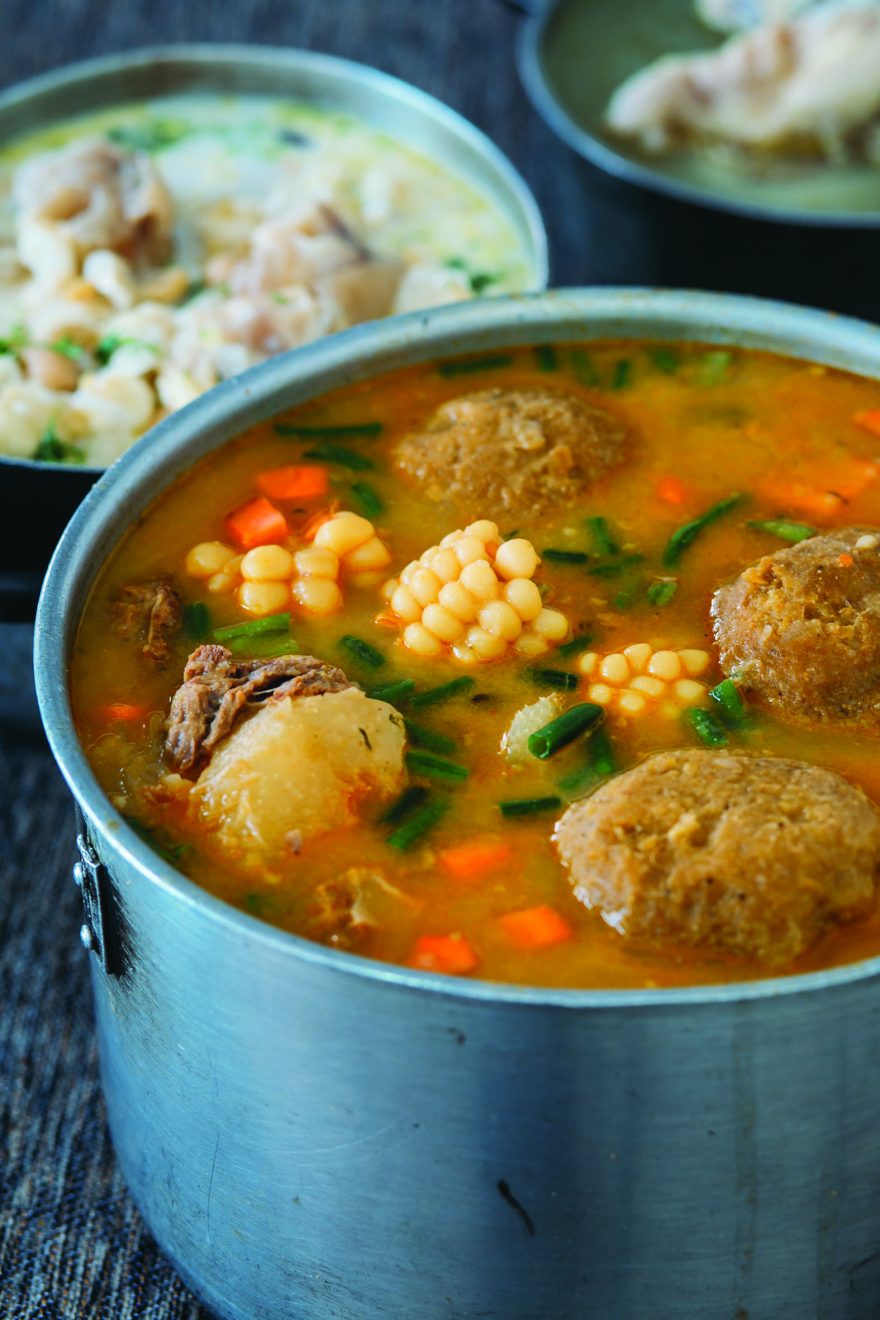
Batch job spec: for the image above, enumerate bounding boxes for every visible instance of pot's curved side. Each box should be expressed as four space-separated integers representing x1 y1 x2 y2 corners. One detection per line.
90 822 880 1320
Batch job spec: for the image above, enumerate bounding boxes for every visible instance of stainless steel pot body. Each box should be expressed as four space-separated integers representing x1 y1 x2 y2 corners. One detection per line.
36 290 880 1320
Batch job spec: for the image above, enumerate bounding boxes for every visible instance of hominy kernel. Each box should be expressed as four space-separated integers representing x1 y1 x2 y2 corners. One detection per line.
531 608 568 641
410 568 442 606
381 577 399 602
495 538 539 581
618 690 647 715
241 544 295 582
390 584 422 622
577 652 599 677
460 559 499 601
348 571 385 591
513 632 550 657
440 531 461 548
678 648 710 677
238 580 290 617
315 510 374 556
465 519 499 543
588 683 614 706
630 675 665 698
399 560 420 585
207 555 243 594
623 643 652 673
419 545 440 565
648 650 682 681
600 653 630 685
478 599 522 642
450 643 479 666
185 540 235 579
292 576 343 615
503 578 542 622
464 626 508 660
674 679 706 704
430 548 461 583
403 622 443 657
438 581 479 622
422 603 466 643
343 535 391 572
294 546 340 579
454 535 488 568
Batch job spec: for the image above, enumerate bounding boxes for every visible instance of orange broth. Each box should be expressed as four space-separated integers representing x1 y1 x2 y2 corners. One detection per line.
71 340 880 988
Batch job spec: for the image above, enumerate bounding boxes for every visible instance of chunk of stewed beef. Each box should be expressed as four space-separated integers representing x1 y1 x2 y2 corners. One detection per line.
111 574 182 667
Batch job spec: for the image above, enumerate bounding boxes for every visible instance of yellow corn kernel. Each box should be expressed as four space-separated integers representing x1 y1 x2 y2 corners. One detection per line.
295 546 340 579
429 548 461 583
514 632 550 658
241 544 295 582
600 653 630 685
438 580 479 622
623 643 652 673
292 577 343 615
503 578 542 622
410 568 441 607
494 538 539 581
588 683 614 706
314 510 374 556
459 559 499 601
674 679 706 705
478 600 522 642
343 535 391 573
403 622 443 657
531 608 568 641
648 650 682 681
464 626 507 660
390 584 422 622
454 535 489 568
679 648 711 678
630 675 665 698
578 651 599 677
421 603 466 643
618 690 647 715
238 580 290 617
186 540 236 579
465 519 499 543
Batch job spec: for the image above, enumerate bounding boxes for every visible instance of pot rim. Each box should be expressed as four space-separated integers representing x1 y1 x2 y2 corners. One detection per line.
0 40 548 476
35 286 880 1008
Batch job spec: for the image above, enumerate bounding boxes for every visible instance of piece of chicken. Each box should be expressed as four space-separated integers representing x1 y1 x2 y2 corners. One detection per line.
606 1 880 158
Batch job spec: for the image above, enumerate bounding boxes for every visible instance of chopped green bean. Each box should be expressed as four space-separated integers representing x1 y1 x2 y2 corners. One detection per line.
542 548 589 564
350 480 385 518
225 633 299 659
301 443 375 471
275 421 383 438
406 750 469 782
612 359 631 390
213 611 291 642
648 346 679 374
528 702 605 759
699 350 733 385
647 579 678 607
587 553 645 578
499 796 563 818
585 516 620 557
183 601 211 640
387 798 449 849
404 720 456 755
569 348 599 386
379 784 429 826
747 519 816 544
437 354 513 377
686 707 728 747
662 493 744 568
409 676 475 708
339 635 385 669
528 668 579 691
535 344 558 372
369 678 416 704
709 678 747 726
557 632 595 659
558 727 616 795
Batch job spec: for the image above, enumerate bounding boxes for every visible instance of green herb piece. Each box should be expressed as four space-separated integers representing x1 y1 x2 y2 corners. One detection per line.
405 750 469 782
557 632 595 659
94 333 156 366
585 516 619 557
50 335 84 361
569 348 599 386
409 676 475 708
699 350 733 385
663 493 744 568
339 635 385 669
107 118 191 153
387 798 449 849
499 795 563 818
649 346 679 374
369 678 416 705
437 354 513 378
528 668 579 692
225 634 299 659
542 548 589 565
709 678 747 726
183 601 211 641
558 726 616 795
528 702 605 760
442 258 500 294
613 581 642 611
747 519 816 544
686 707 728 747
535 344 558 372
0 323 27 354
587 552 646 578
647 579 678 607
213 612 291 642
275 421 383 439
379 784 429 826
350 480 385 518
404 720 456 756
32 423 84 465
612 359 631 390
301 443 375 471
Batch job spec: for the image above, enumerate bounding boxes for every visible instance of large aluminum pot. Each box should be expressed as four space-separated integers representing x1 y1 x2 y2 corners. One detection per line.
35 290 880 1320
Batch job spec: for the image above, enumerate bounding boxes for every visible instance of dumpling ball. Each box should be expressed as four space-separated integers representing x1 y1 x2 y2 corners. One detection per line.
711 526 880 730
554 749 880 965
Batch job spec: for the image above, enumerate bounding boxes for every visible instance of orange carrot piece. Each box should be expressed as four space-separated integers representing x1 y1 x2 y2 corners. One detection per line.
406 933 478 975
226 496 288 551
760 458 880 521
498 905 572 950
101 703 149 722
656 475 689 506
854 409 880 438
256 465 329 502
838 553 855 567
439 840 514 882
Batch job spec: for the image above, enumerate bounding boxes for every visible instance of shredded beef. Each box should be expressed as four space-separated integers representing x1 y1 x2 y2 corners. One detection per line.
112 575 182 666
164 644 352 775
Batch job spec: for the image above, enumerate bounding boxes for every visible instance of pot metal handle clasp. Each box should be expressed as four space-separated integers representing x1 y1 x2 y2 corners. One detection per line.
72 804 124 977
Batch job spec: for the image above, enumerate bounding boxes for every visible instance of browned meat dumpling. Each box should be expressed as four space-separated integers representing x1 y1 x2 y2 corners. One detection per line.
393 387 626 521
711 526 880 729
554 749 880 965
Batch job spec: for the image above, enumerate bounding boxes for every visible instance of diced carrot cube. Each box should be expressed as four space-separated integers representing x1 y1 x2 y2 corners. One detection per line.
838 553 855 568
101 703 149 723
656 476 689 506
497 905 572 949
439 840 513 883
226 497 289 550
406 933 478 975
256 465 329 502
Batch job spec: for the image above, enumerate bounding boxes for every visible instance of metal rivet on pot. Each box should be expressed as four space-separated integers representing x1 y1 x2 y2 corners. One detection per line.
73 861 85 889
79 923 94 952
